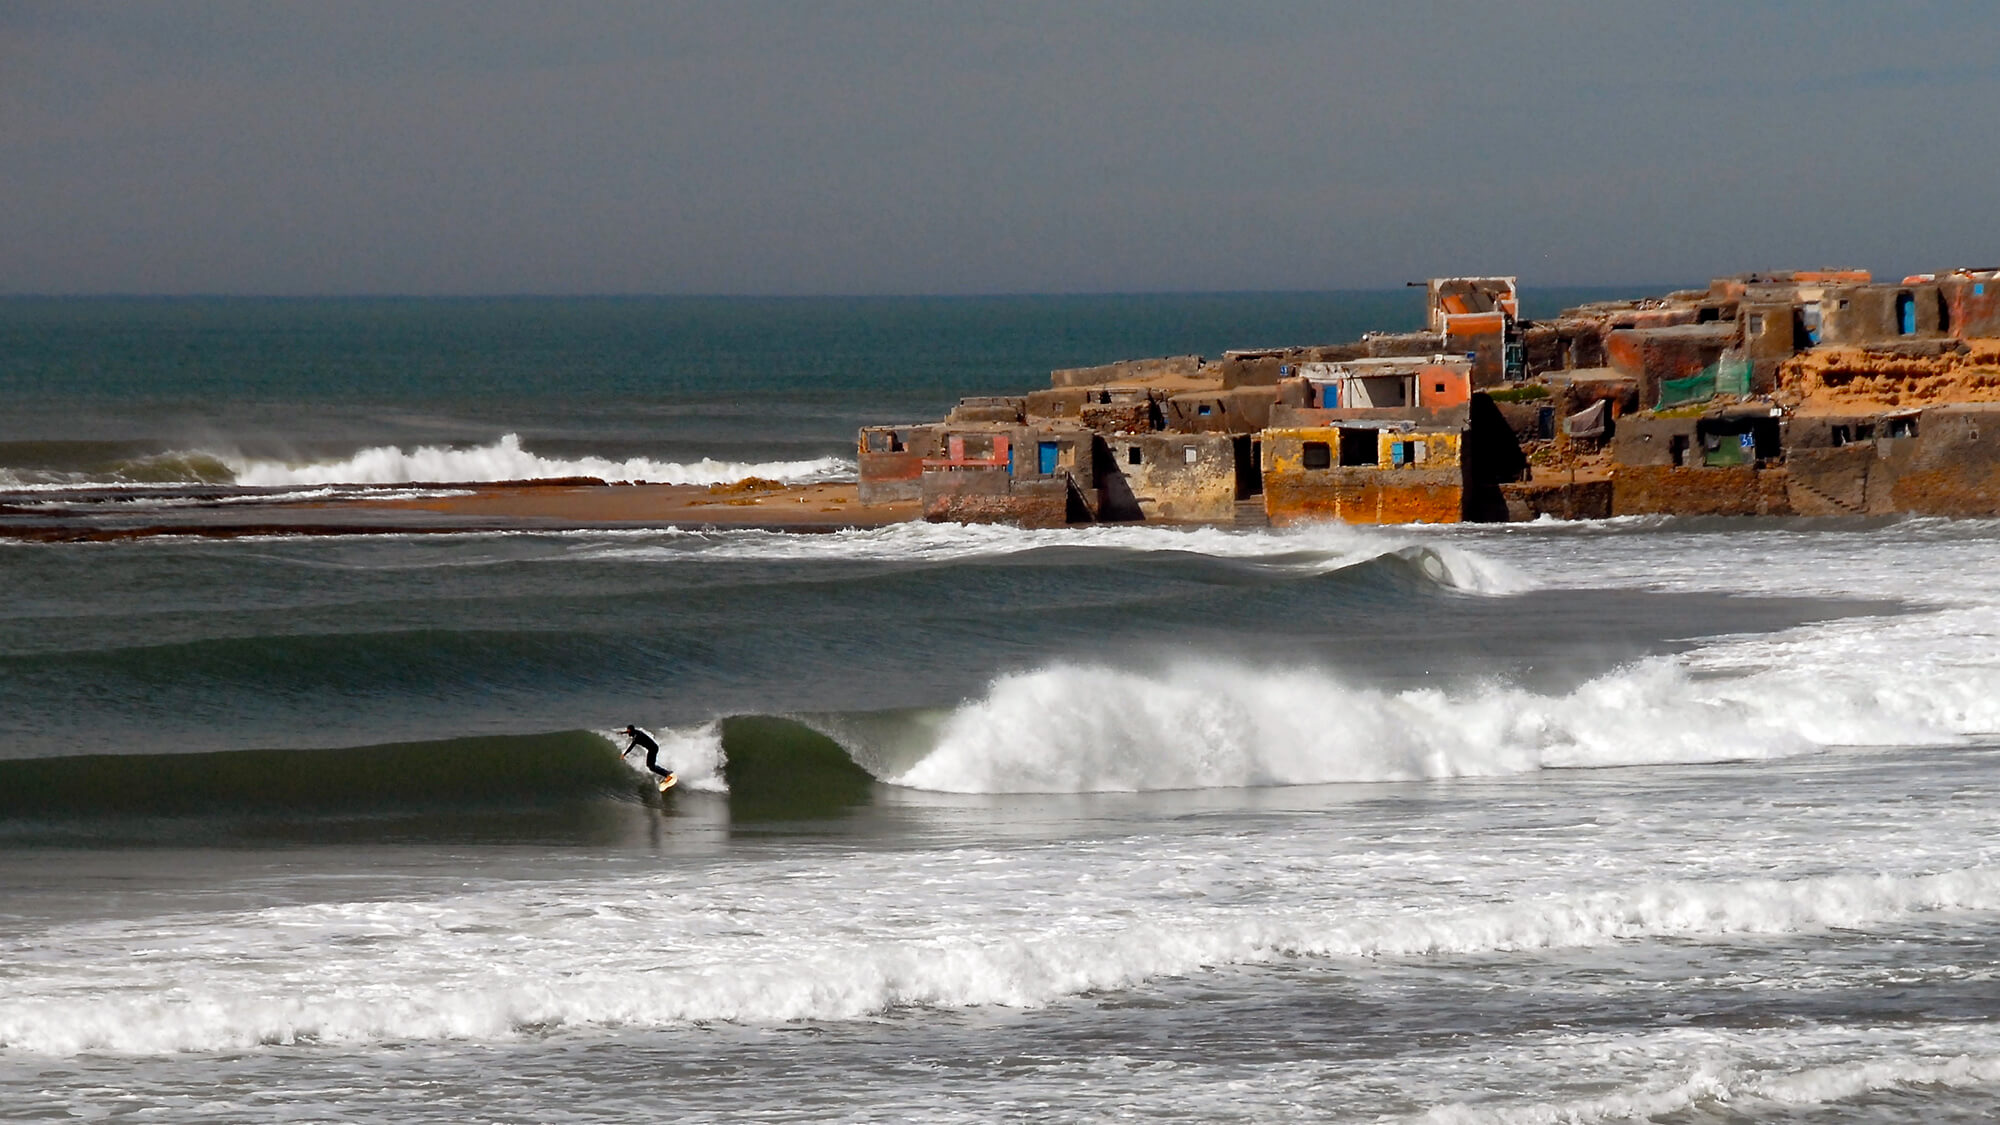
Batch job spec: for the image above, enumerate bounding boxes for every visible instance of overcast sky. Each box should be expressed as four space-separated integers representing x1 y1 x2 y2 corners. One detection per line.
5 1 1999 295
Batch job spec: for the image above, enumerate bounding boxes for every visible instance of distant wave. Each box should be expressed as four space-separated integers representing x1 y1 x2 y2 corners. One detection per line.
225 433 852 487
580 522 1535 595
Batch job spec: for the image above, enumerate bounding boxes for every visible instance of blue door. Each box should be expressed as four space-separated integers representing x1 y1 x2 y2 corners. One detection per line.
1898 293 1916 335
1038 441 1059 474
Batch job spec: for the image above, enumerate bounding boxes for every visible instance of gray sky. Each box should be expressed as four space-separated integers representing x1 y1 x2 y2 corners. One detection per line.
5 1 1999 295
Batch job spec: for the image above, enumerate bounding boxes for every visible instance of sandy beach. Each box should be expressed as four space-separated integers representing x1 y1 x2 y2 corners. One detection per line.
0 480 919 542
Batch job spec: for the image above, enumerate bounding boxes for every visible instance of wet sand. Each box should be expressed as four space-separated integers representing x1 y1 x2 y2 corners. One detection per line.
0 481 921 542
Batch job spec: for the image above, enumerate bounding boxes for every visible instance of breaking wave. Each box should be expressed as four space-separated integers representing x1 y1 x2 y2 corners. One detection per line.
0 436 852 491
4 865 1997 1055
878 619 2000 792
19 610 1993 832
224 433 851 487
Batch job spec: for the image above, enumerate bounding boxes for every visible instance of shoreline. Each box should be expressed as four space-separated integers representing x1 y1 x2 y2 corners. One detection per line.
0 480 920 542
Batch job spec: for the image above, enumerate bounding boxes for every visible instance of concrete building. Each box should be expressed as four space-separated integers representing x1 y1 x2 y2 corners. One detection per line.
1261 423 1465 525
859 268 2000 528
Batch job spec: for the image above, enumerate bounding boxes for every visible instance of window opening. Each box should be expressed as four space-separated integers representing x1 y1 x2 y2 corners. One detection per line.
1301 441 1331 470
1338 429 1378 466
1127 445 1143 466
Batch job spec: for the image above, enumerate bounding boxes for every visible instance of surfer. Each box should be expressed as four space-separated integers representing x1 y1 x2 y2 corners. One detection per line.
620 725 676 787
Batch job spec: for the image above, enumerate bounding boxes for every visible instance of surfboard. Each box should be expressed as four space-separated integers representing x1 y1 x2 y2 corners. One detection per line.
657 773 678 793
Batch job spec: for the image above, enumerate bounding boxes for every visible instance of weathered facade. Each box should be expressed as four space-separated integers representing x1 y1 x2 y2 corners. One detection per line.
915 424 1098 527
858 267 2000 528
1262 425 1465 526
857 424 941 505
1096 433 1240 522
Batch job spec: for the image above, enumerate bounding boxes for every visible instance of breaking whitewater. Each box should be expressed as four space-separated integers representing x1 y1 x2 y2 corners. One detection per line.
0 432 854 492
6 515 2000 1122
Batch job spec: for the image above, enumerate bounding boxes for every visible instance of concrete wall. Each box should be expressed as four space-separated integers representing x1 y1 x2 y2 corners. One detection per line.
1537 317 1611 373
1417 362 1473 410
1050 355 1201 388
1781 413 1888 452
1605 324 1738 407
1094 433 1237 522
1819 284 1944 345
1740 300 1799 392
1785 446 1875 515
1079 396 1158 434
1025 387 1091 421
1260 427 1464 525
1210 353 1288 389
919 424 1099 525
1609 416 1700 468
857 424 941 504
1942 275 2000 340
1445 318 1506 387
1779 407 2000 516
1163 388 1277 434
1499 479 1613 521
1263 469 1463 526
1604 405 2000 519
921 469 1070 527
1879 404 2000 516
1610 465 1793 516
947 396 1027 424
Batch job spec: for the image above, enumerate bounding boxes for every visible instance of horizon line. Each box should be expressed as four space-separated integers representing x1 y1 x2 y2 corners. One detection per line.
0 283 1692 301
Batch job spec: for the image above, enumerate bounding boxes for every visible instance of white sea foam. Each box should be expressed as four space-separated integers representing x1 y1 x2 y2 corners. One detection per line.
224 433 851 487
887 606 2000 793
598 723 726 792
3 866 1995 1056
1411 1049 2000 1123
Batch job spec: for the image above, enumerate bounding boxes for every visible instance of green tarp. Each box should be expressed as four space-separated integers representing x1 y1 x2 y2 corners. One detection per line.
1657 354 1751 409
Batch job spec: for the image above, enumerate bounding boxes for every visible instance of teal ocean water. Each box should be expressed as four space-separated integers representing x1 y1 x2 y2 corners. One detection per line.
6 292 2000 1122
0 289 1625 487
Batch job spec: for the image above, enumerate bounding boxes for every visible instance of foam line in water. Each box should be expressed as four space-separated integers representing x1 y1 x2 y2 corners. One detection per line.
224 433 851 487
1410 1049 2000 1123
4 866 1996 1055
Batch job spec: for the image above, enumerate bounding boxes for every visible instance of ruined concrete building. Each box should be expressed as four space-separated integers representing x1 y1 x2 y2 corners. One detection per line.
859 268 2000 525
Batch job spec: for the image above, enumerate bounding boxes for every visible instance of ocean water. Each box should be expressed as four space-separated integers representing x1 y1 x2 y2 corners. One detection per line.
6 294 2000 1122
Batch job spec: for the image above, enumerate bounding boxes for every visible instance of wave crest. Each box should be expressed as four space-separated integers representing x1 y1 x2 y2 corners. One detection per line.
224 433 851 487
887 638 2000 793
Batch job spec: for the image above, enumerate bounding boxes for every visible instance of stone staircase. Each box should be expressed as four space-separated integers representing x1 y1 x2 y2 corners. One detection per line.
1234 498 1271 527
1789 475 1866 516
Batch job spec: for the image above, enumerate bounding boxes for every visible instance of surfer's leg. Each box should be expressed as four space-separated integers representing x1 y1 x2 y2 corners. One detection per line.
645 745 673 778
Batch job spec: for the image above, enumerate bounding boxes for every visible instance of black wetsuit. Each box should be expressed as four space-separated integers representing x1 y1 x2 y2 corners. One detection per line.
624 727 672 779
